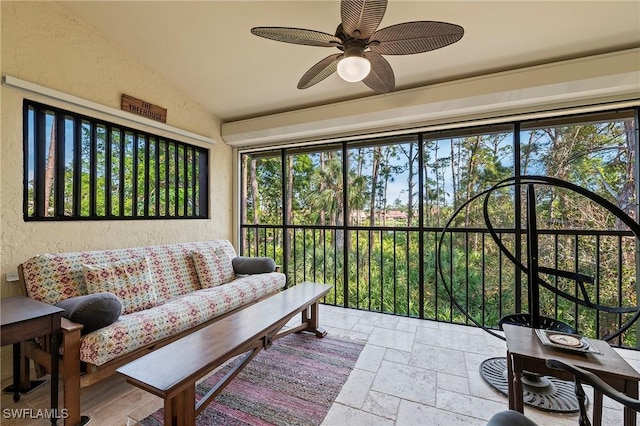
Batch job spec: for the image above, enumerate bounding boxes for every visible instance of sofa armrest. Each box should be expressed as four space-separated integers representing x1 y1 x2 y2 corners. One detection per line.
61 317 84 333
60 318 84 426
232 256 277 275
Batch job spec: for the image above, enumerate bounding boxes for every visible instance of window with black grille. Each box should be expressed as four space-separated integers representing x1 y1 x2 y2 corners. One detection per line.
23 100 209 221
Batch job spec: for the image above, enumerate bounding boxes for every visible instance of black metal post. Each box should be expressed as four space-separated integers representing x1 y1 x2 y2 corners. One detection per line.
526 183 540 328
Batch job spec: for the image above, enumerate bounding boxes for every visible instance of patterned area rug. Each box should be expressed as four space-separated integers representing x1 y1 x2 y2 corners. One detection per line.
139 332 364 426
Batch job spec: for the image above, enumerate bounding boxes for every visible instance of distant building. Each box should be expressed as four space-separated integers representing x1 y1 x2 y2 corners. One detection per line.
350 209 413 225
383 210 408 221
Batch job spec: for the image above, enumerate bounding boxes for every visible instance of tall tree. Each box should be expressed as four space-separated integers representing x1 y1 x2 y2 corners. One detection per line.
369 146 382 226
286 155 293 225
250 157 259 251
378 146 401 225
318 152 326 225
463 136 481 226
241 155 249 249
399 142 418 226
44 120 56 217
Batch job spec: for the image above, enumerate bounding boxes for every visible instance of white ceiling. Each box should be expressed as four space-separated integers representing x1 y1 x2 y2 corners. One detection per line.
58 1 640 123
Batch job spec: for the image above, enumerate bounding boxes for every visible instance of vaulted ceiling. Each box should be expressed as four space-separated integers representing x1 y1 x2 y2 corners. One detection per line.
58 1 640 123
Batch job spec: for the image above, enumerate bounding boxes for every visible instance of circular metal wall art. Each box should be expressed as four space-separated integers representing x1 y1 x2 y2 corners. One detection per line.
480 357 584 413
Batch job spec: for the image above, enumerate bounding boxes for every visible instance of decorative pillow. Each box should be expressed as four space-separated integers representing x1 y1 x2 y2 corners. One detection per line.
54 292 122 335
232 256 277 275
83 257 158 315
192 248 235 289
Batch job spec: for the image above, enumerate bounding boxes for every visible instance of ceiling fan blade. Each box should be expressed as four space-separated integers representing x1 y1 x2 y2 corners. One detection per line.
341 0 387 39
298 53 342 89
369 21 464 55
251 27 342 47
362 51 394 93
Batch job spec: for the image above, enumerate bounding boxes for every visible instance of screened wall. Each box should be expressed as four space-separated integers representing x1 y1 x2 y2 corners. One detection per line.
239 108 640 348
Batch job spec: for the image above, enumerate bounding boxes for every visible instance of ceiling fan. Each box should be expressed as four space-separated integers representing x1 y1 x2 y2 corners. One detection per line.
251 0 464 93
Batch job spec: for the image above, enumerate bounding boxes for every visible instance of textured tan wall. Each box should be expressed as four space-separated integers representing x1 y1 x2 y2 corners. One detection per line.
0 2 233 299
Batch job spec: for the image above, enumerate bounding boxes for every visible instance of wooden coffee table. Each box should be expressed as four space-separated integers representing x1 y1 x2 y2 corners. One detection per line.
118 282 331 426
504 323 640 426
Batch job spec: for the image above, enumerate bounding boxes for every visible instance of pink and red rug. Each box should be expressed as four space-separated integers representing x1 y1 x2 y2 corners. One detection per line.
140 332 364 426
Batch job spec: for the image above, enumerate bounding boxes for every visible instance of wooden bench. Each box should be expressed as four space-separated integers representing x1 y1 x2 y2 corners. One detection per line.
116 282 331 426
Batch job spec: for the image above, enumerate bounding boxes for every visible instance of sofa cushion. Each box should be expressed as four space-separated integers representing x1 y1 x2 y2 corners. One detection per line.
55 293 122 335
232 256 277 275
192 249 235 288
83 257 158 314
79 272 287 366
22 253 89 304
22 241 240 305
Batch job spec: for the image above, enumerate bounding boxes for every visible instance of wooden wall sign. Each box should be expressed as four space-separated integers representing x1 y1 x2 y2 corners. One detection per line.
121 94 167 123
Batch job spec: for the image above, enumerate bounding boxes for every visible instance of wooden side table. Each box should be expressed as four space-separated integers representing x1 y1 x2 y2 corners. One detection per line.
504 324 640 426
1 296 63 425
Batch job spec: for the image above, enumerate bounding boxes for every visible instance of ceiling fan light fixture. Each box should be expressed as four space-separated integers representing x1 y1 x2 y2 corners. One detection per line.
337 55 371 83
252 0 464 92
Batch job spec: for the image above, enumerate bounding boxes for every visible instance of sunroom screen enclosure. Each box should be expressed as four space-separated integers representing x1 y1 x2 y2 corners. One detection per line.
239 109 640 349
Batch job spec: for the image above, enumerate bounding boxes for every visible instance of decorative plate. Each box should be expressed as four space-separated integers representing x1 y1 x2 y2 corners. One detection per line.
548 334 582 347
535 329 602 354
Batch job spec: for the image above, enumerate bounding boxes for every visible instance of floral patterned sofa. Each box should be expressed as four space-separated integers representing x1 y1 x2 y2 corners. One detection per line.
19 240 285 426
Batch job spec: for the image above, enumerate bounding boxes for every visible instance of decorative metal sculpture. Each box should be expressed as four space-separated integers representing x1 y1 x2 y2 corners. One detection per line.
437 175 640 412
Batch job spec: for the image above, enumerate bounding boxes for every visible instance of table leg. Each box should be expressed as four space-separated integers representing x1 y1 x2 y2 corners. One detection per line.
12 342 20 402
301 302 327 337
50 331 60 425
624 379 638 426
166 386 195 426
165 394 179 426
593 390 603 426
20 343 31 391
184 385 195 426
512 356 524 413
309 302 327 337
507 351 514 410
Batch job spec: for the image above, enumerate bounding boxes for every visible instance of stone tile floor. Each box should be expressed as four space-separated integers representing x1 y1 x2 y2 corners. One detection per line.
1 304 639 425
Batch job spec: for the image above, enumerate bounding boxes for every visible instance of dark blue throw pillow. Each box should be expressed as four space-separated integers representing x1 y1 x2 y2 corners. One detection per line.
232 256 277 275
55 292 122 335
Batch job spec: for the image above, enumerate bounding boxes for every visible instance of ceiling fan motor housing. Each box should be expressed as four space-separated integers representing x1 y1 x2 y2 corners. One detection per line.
342 42 366 58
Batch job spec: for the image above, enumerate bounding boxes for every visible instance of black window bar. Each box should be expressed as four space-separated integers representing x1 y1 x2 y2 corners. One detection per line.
23 99 209 221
